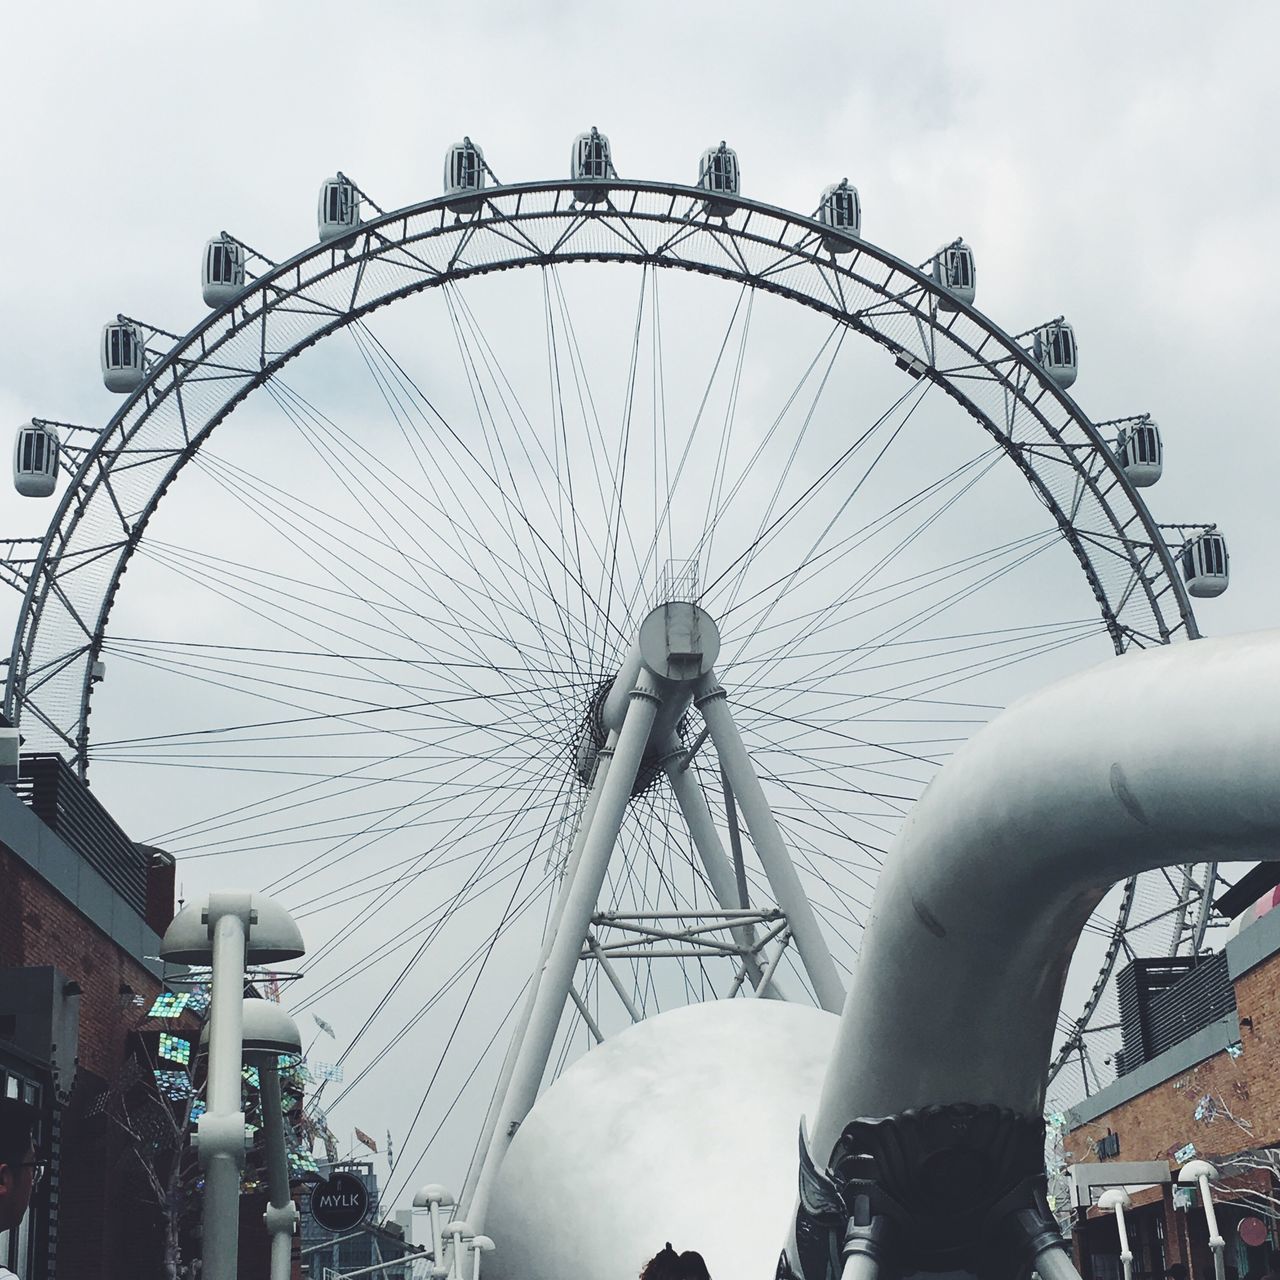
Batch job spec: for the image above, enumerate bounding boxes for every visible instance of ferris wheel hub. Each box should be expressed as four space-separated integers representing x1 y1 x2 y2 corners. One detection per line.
574 602 721 794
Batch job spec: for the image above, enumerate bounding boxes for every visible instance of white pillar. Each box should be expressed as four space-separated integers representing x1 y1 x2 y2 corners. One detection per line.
201 907 250 1280
695 676 845 1013
468 672 660 1231
664 744 776 993
459 736 616 1216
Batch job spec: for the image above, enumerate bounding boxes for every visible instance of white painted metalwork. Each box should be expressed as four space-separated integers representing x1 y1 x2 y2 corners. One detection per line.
809 629 1280 1151
1179 1160 1225 1280
412 1184 455 1280
698 141 739 216
444 139 486 211
1112 415 1163 487
570 127 613 203
3 152 1242 1259
932 238 975 309
818 179 860 252
12 421 58 497
101 319 146 392
1033 317 1078 388
318 175 361 243
1097 1189 1134 1280
1181 529 1229 597
160 892 305 1280
201 234 246 308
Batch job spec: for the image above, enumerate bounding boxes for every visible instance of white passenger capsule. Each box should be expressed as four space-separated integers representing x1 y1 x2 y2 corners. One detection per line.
1181 530 1229 598
1032 319 1078 389
933 239 976 310
201 236 246 309
818 179 860 253
698 141 739 217
13 421 59 498
444 138 486 212
101 320 146 393
571 127 613 204
1115 418 1162 487
318 174 360 243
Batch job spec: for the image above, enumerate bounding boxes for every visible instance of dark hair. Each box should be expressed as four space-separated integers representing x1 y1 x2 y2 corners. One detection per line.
679 1251 711 1280
641 1244 681 1280
0 1097 37 1168
640 1245 711 1280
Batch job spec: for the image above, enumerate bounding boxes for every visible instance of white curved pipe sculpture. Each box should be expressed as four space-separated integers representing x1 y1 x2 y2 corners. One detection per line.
792 632 1280 1280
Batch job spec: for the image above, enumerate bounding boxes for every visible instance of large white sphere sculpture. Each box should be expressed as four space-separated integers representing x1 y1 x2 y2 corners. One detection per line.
485 998 838 1280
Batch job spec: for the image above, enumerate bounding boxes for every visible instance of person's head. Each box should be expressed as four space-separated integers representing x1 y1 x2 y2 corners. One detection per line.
640 1244 711 1280
678 1251 711 1280
0 1096 39 1231
641 1244 681 1280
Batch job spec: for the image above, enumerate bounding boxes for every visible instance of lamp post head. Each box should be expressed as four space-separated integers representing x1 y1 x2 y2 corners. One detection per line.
1098 1188 1133 1211
199 998 303 1057
160 890 305 964
413 1184 456 1209
1179 1159 1218 1183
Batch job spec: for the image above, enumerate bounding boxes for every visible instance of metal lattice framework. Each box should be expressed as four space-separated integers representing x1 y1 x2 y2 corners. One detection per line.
4 177 1212 1098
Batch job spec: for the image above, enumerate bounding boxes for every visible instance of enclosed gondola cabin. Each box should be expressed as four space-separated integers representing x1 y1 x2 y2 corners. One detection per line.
1032 319 1078 389
318 176 360 243
699 142 739 218
1181 530 1229 598
933 240 976 310
571 128 613 204
13 422 59 498
1116 419 1163 487
101 320 146 393
818 180 860 254
202 236 246 308
444 139 486 212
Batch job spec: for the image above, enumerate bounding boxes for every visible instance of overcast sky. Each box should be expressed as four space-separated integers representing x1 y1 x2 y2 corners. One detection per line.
4 0 1280 1225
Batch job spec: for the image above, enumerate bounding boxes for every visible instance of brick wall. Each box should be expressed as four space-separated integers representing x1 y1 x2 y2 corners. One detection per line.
0 843 163 1079
1066 949 1280 1169
1 841 172 1276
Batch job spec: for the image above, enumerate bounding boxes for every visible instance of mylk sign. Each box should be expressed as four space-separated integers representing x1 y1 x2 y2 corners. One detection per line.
310 1171 371 1232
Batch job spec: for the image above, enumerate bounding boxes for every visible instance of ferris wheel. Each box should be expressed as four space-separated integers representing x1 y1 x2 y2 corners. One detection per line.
5 130 1233 1206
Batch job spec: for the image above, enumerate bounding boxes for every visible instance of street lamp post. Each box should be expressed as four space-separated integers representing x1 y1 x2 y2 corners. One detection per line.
161 891 305 1280
1097 1189 1134 1280
1178 1160 1225 1280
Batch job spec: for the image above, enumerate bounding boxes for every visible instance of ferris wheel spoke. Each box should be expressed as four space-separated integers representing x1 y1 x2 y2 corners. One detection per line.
354 314 635 668
263 373 584 688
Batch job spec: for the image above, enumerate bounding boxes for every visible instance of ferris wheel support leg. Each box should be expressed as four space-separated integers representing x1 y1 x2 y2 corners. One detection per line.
663 744 783 999
458 735 617 1219
467 672 660 1234
695 676 845 1014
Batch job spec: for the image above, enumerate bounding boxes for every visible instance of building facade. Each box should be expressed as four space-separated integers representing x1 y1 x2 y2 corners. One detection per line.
1064 887 1280 1280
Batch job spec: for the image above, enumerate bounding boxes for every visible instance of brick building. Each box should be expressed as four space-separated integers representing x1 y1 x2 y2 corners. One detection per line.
1064 874 1280 1280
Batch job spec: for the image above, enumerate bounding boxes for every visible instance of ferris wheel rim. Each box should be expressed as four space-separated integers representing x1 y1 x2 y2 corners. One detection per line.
5 175 1205 1107
5 178 1197 757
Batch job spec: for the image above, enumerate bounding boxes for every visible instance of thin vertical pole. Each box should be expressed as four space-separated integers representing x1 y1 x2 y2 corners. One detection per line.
696 675 845 1014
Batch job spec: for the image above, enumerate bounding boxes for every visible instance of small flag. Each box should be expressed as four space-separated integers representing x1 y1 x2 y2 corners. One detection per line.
313 1014 336 1039
355 1126 378 1153
387 1130 394 1169
1175 1141 1197 1164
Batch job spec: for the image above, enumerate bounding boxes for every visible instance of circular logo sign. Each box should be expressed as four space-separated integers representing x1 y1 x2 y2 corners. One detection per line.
1239 1216 1268 1247
310 1171 370 1232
